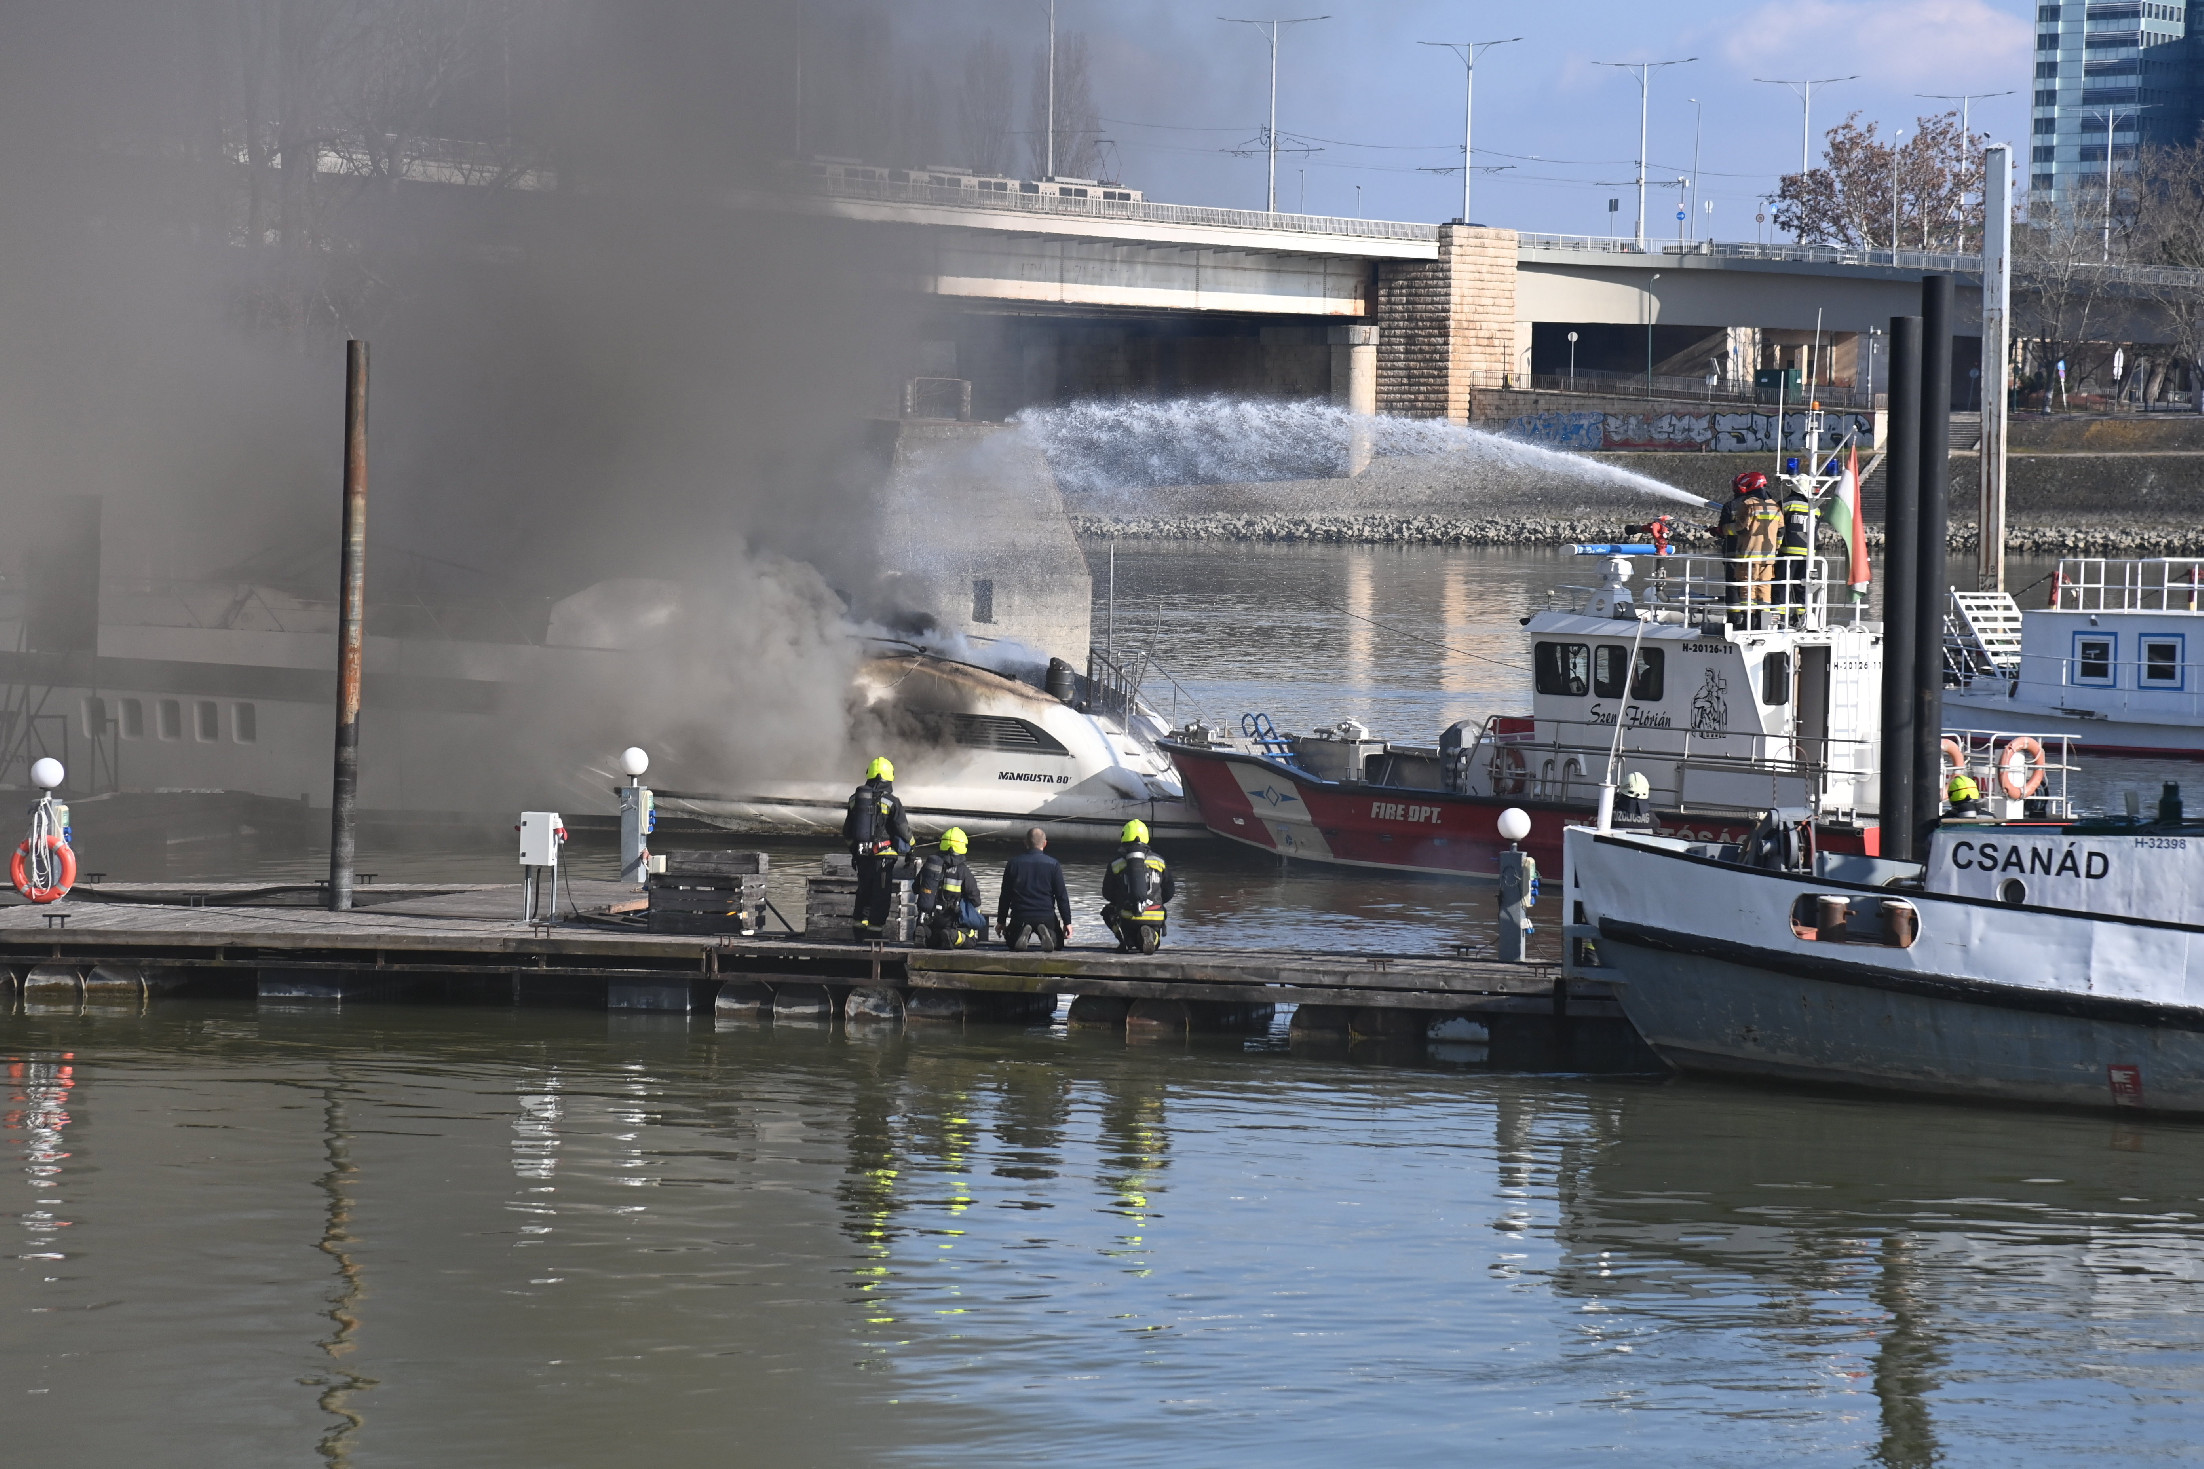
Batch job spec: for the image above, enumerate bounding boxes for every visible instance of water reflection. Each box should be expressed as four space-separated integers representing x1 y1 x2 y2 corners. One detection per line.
7 996 2204 1463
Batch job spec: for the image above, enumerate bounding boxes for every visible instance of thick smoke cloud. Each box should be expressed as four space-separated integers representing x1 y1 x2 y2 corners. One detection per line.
0 1 991 797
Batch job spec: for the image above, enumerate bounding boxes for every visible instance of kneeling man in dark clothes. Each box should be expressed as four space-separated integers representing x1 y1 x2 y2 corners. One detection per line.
997 827 1073 951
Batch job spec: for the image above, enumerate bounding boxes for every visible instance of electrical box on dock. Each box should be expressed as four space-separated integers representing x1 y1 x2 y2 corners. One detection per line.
519 811 564 868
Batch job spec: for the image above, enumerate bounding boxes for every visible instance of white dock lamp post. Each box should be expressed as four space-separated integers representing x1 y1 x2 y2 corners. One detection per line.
1496 807 1537 963
619 746 655 888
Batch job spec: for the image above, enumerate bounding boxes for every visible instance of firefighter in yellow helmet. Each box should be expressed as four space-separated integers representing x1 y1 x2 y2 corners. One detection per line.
1101 818 1176 954
1947 769 1983 817
914 827 987 948
841 756 912 937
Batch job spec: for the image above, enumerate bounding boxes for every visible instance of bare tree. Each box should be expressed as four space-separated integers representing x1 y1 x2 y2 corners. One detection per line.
1026 33 1101 180
957 37 1015 177
2125 140 2204 408
1773 110 1984 251
2014 206 2121 407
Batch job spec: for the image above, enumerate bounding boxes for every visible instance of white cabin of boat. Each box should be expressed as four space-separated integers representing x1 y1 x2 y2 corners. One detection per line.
1451 553 1884 826
1946 558 2204 752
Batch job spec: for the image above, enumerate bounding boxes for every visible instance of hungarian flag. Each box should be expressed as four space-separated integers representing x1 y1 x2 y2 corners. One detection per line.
1821 442 1870 595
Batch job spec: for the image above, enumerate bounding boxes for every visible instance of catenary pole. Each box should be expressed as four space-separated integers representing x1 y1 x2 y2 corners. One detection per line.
1420 37 1519 224
1596 58 1694 246
1223 15 1329 212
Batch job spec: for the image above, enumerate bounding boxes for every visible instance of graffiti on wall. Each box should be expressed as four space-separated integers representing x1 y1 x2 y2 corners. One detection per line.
1505 410 1877 453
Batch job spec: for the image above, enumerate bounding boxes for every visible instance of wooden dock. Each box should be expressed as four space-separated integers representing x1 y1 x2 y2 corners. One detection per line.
0 882 1615 1039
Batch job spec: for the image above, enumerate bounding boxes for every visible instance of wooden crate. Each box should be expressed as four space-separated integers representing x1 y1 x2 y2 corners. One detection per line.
660 850 770 877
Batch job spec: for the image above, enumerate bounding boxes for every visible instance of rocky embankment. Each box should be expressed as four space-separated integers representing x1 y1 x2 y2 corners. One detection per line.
1068 445 2204 556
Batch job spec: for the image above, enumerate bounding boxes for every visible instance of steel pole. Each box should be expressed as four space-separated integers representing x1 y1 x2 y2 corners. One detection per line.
1461 55 1473 224
1978 145 2012 590
1636 68 1648 246
1880 316 1922 859
1267 24 1279 212
329 341 368 911
1914 277 1954 845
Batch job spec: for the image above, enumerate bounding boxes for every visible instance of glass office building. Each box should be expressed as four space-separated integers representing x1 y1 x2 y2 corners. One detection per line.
2030 1 2202 209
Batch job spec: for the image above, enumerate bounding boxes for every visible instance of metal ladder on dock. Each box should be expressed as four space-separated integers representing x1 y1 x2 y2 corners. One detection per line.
1946 590 2025 687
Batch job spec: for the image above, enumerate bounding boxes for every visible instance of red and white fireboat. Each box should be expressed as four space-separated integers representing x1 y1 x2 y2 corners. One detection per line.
1164 549 1892 875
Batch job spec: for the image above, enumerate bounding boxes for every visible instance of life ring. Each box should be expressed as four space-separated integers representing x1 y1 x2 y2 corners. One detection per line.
1939 737 1966 777
11 834 75 904
1489 745 1528 796
1996 735 2048 800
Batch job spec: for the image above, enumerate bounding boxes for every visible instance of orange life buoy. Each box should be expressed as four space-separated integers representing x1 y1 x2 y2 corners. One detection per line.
1997 735 2048 800
11 834 75 904
1489 745 1528 796
1939 737 1966 777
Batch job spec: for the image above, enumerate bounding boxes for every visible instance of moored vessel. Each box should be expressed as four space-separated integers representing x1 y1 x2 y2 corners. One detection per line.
1164 549 1889 874
1561 761 2204 1115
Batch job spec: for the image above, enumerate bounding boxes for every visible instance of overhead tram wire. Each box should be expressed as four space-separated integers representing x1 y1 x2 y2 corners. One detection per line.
1324 600 1529 673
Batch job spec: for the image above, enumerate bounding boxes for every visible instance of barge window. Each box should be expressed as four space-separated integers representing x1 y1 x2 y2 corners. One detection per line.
1761 652 1792 705
157 699 182 741
195 700 220 742
119 698 143 739
1535 642 1590 696
233 702 258 744
2074 633 2115 684
1631 648 1664 701
82 697 108 739
2142 636 2183 687
971 578 995 625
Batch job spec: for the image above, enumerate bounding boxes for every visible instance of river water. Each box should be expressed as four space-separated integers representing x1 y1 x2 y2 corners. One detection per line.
7 544 2203 1463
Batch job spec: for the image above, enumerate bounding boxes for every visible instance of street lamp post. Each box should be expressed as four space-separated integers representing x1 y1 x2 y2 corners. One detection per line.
1568 330 1578 390
1645 272 1662 397
1688 97 1703 241
1419 35 1521 225
1595 57 1696 247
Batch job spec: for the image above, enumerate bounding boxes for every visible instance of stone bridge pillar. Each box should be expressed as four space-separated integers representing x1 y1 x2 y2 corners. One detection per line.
1330 323 1380 475
1374 225 1519 422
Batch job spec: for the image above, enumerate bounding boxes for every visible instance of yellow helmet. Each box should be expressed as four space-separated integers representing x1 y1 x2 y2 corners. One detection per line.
1120 819 1150 845
866 756 894 782
939 827 969 855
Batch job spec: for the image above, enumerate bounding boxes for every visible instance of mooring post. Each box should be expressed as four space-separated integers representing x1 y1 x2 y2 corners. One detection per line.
329 340 368 912
1879 316 1922 861
1914 277 1954 850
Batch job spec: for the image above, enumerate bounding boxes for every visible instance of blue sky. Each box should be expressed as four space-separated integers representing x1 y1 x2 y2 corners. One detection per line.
975 0 2034 233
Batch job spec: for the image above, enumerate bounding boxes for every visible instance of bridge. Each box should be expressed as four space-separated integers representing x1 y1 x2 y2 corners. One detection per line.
775 164 2030 422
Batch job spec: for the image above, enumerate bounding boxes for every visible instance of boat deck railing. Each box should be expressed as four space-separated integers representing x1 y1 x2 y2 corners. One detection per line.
2053 558 2204 613
1565 554 1872 631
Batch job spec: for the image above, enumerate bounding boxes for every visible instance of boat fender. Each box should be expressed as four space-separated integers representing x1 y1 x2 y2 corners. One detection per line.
1996 736 2048 800
11 833 76 905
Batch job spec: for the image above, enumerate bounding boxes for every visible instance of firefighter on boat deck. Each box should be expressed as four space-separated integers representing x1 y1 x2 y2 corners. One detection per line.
842 756 912 937
1774 474 1815 626
1101 819 1176 954
914 827 987 949
1947 770 1983 817
1716 471 1776 622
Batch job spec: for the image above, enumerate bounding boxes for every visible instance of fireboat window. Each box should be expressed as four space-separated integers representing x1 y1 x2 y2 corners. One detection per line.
1594 645 1665 701
118 698 144 739
1761 652 1792 706
1534 642 1590 696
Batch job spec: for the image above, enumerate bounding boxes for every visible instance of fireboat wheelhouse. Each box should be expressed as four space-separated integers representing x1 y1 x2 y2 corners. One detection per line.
1166 548 1895 874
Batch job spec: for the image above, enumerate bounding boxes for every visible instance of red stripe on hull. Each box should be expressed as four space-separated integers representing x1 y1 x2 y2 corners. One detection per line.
1168 743 1873 876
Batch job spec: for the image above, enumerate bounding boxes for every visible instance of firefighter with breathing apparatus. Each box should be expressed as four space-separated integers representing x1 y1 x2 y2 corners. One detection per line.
841 756 912 938
1100 819 1175 954
914 827 987 949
